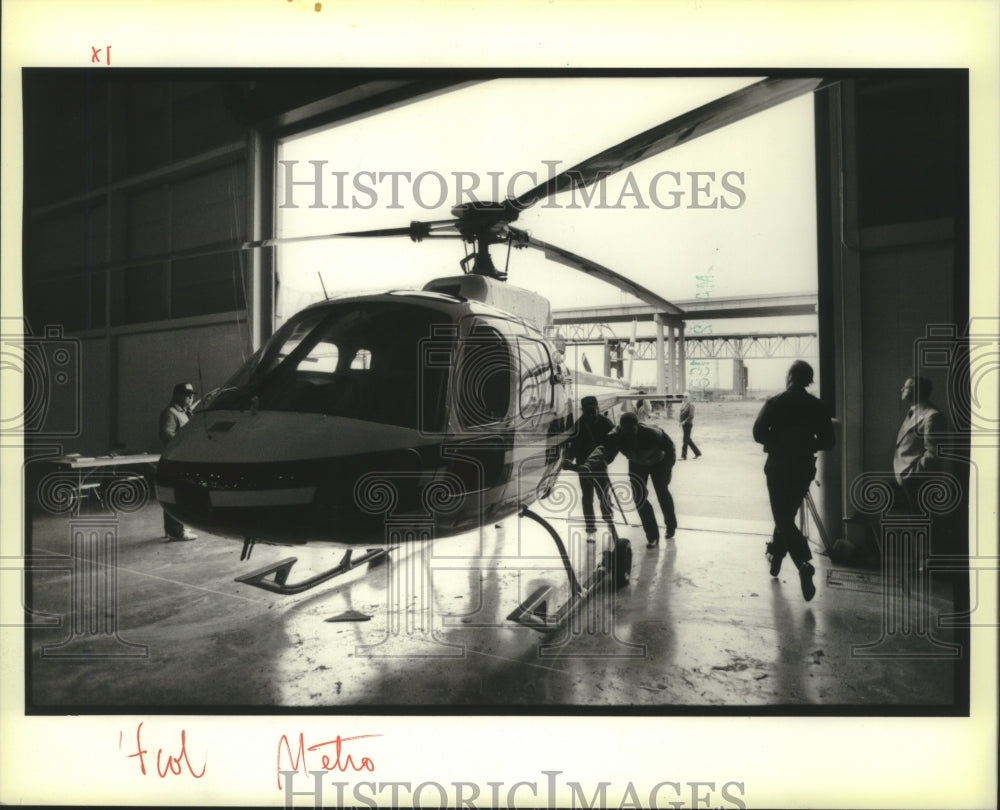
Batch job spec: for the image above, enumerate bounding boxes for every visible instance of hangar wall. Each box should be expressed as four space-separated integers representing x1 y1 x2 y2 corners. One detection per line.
22 74 254 456
815 74 968 550
21 71 464 457
860 238 956 470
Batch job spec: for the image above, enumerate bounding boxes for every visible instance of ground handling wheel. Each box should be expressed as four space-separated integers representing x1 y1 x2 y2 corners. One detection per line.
602 534 632 589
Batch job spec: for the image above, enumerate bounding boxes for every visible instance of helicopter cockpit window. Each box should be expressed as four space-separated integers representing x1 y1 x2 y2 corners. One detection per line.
206 302 451 430
455 318 514 428
294 340 339 374
293 344 370 375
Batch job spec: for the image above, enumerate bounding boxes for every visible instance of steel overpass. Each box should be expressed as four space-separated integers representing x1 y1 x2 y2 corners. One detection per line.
551 292 818 394
552 292 817 325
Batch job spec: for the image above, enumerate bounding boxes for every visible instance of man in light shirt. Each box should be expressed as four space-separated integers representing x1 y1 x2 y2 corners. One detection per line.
893 376 946 514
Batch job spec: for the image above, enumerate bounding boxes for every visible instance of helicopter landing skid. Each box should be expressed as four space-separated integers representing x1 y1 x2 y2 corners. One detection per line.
235 547 395 596
506 506 629 633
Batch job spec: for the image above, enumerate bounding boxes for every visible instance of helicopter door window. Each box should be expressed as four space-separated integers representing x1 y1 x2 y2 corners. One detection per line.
350 349 371 370
456 318 513 428
518 338 554 418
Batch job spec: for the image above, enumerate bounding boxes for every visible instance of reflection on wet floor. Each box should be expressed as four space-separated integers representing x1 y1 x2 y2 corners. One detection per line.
26 494 964 710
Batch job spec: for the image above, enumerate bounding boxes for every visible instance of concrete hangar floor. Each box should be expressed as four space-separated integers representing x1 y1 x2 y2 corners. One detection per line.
26 402 963 711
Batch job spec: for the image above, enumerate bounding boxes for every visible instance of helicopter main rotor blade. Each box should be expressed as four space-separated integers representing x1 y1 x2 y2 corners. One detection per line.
332 221 461 239
245 77 825 258
510 229 684 316
242 221 460 249
514 76 824 210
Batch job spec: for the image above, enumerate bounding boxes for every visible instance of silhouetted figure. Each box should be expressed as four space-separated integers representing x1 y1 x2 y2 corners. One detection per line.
563 396 615 540
752 361 834 601
679 391 701 460
578 411 677 549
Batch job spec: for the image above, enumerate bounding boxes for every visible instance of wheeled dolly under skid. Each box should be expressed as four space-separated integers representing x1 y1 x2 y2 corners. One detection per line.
507 505 631 633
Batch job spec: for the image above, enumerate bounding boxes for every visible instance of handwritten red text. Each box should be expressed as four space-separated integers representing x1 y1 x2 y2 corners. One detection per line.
120 722 206 779
276 732 380 789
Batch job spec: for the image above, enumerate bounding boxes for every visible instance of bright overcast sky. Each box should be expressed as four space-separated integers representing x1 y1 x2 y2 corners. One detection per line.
274 76 817 325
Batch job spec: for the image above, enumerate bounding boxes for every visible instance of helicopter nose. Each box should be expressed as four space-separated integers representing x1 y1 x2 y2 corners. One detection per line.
162 410 437 465
157 443 439 544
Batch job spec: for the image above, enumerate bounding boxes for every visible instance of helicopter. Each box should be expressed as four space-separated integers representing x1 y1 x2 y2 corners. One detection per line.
155 76 823 621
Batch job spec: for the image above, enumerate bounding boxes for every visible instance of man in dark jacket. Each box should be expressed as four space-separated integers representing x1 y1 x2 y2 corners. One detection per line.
575 410 677 548
752 361 834 601
563 396 615 540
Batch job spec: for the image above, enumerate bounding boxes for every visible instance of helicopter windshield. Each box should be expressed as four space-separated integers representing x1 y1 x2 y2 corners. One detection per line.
206 300 452 431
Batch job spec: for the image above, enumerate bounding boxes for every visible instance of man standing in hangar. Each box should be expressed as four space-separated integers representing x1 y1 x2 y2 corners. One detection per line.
159 382 199 542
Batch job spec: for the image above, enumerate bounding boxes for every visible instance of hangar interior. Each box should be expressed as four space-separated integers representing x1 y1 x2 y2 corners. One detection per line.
18 70 971 710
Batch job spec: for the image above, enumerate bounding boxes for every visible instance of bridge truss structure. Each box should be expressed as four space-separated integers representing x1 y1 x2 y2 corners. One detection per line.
556 325 817 360
551 293 819 395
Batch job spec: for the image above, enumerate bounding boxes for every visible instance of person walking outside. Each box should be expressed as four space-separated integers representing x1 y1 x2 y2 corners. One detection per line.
679 391 701 460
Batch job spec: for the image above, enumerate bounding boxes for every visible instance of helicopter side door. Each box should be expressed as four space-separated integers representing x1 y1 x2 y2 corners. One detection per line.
511 332 569 505
443 315 518 523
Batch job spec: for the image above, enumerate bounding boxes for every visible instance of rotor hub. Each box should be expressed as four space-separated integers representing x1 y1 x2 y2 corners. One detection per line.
449 200 520 242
